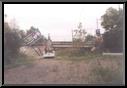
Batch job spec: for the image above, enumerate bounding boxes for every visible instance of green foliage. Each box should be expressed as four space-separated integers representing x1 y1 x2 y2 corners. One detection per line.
4 22 22 64
73 38 82 42
91 64 123 84
103 29 123 52
4 22 11 33
101 7 123 31
101 7 123 53
85 34 95 42
56 48 102 61
19 30 26 38
4 53 36 69
26 26 39 35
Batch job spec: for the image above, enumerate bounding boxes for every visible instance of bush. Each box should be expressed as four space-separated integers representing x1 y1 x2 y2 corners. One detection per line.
103 28 123 53
4 30 22 64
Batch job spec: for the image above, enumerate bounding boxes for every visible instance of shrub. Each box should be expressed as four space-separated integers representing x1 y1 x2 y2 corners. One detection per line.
4 31 22 64
103 28 123 53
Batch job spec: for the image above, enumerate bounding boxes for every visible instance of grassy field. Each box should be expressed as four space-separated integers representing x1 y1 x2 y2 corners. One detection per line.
4 48 124 85
55 48 124 84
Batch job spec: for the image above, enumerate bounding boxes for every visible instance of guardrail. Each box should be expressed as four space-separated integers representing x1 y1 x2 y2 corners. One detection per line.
52 42 94 48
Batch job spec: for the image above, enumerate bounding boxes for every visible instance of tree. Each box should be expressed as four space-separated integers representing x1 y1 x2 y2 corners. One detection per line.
101 7 123 31
4 22 11 33
26 26 37 35
4 22 22 64
101 7 123 52
19 30 26 38
85 34 95 42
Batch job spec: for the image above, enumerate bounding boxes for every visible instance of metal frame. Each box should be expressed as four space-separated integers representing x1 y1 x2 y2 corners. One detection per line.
22 29 44 56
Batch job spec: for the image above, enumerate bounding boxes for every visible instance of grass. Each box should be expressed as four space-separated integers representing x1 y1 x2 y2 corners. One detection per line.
90 64 123 84
56 49 102 61
4 46 40 69
55 48 124 84
4 48 124 84
4 53 36 69
55 48 122 61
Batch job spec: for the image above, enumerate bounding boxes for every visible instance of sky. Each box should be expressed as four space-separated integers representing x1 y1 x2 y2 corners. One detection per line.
4 4 123 41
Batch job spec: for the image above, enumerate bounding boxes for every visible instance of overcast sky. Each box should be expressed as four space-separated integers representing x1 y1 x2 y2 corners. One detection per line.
4 4 123 41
